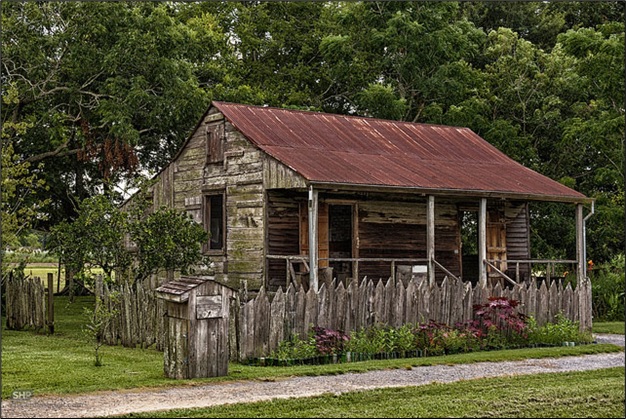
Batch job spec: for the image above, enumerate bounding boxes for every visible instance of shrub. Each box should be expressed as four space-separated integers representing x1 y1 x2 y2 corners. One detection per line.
312 327 349 355
389 323 416 353
269 333 317 361
345 324 387 355
414 320 450 355
442 328 482 353
345 329 377 355
590 254 625 322
527 314 594 346
466 297 528 347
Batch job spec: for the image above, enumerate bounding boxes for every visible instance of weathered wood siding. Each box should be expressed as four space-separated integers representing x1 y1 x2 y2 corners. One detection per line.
358 199 460 282
505 201 531 280
266 191 302 290
142 107 266 290
163 281 235 379
264 156 307 189
265 192 463 288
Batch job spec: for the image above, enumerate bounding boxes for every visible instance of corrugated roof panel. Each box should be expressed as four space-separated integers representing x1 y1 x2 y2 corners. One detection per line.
213 101 587 201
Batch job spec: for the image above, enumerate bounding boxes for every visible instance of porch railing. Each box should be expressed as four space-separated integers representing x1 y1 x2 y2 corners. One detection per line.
486 259 578 284
266 255 461 288
268 255 579 289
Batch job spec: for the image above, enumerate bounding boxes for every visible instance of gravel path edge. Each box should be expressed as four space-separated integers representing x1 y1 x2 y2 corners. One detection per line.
2 335 624 418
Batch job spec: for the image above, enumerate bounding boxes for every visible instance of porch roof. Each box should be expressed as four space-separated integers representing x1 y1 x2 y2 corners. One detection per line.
213 101 589 203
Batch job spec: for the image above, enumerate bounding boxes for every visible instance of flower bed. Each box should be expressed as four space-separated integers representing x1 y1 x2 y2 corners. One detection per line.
244 297 595 367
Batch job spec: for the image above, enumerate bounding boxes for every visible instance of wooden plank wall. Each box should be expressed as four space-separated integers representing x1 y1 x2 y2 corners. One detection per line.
235 276 593 360
505 201 531 280
266 191 301 289
357 200 460 282
143 106 267 290
206 118 265 289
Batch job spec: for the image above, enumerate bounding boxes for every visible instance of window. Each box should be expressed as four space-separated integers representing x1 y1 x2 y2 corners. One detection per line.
204 193 224 253
206 123 224 164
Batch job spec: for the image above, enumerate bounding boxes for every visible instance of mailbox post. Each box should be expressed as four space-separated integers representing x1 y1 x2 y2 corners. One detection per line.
156 276 236 379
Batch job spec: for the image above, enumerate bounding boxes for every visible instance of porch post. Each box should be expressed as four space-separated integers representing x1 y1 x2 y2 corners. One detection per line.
576 203 585 281
308 185 319 292
478 198 488 287
427 195 435 286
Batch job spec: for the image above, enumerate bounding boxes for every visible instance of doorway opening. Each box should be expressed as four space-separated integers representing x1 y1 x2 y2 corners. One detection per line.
328 204 353 284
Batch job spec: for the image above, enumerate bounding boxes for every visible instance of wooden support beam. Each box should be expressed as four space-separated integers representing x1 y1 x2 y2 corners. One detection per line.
479 198 487 287
427 195 435 286
576 203 585 282
47 273 54 335
353 204 359 282
308 186 319 292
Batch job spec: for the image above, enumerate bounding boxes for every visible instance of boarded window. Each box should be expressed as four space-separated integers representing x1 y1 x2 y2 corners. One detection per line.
206 123 224 164
204 193 224 253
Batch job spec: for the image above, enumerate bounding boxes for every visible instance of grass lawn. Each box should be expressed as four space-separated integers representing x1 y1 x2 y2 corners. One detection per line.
1 296 623 401
593 322 625 335
120 367 625 418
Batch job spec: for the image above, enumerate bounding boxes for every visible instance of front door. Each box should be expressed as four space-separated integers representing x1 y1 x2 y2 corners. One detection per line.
486 208 507 274
299 202 329 268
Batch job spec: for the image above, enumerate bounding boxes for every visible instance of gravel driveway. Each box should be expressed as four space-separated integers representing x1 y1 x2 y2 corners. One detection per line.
2 334 624 418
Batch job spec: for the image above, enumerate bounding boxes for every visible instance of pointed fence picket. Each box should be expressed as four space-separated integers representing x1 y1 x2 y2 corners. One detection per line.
235 276 592 361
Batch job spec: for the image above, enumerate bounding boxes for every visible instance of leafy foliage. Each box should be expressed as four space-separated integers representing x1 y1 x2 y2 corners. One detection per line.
129 206 208 282
1 141 50 275
47 191 208 284
590 254 626 321
463 297 528 348
312 326 349 355
2 1 624 265
269 333 317 361
527 313 593 346
83 292 120 367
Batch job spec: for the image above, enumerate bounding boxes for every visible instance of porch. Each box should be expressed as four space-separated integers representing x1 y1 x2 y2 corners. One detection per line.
265 188 592 292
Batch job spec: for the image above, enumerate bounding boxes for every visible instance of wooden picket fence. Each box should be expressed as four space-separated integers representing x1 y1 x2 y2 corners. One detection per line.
99 277 167 350
93 275 592 361
5 276 47 331
235 276 592 360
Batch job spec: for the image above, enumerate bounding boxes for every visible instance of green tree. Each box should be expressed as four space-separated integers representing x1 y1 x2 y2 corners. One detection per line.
202 1 331 109
1 103 50 275
47 191 208 285
319 2 486 120
1 2 227 227
556 24 625 262
129 205 208 283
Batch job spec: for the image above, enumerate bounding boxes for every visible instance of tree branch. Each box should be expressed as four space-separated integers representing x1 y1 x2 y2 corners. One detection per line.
25 143 81 163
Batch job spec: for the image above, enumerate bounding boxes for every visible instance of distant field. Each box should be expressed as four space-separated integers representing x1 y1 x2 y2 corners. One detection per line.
7 264 104 293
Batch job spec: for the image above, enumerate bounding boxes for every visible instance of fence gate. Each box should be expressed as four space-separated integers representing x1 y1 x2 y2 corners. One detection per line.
156 276 235 379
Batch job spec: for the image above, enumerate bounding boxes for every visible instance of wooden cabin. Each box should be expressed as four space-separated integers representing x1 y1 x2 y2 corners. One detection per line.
138 101 593 292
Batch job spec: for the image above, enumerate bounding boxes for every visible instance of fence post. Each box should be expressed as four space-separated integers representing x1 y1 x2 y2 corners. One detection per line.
47 273 54 334
95 274 103 312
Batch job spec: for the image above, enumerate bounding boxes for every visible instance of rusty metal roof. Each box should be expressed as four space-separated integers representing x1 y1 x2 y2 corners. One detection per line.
213 101 588 202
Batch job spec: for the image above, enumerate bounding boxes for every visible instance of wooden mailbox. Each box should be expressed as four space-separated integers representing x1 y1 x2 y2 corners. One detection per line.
156 276 236 379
